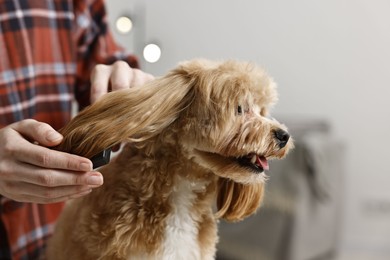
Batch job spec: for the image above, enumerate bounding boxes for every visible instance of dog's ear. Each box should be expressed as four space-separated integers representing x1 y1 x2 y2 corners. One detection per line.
216 178 264 222
56 69 195 158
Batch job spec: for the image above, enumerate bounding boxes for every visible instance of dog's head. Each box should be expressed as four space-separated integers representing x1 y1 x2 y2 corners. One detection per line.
57 59 292 222
174 60 291 181
171 60 293 221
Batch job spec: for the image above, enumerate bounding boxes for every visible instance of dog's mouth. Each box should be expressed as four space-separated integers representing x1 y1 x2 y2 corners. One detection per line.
193 149 270 176
237 153 269 173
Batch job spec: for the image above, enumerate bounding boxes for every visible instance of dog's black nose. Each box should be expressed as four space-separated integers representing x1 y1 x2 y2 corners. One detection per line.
274 129 290 148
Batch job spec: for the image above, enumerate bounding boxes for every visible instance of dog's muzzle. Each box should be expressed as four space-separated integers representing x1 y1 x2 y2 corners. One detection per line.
273 129 290 149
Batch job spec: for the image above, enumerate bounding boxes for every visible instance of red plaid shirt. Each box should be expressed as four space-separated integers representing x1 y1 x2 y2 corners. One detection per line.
0 0 138 259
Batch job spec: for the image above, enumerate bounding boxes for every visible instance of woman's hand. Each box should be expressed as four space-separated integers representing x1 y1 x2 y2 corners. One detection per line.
0 119 103 203
90 60 154 103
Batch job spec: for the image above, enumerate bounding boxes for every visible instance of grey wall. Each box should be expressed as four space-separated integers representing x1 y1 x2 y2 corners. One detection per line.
107 0 390 258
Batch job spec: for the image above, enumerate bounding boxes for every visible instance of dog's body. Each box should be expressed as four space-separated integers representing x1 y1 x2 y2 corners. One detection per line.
47 142 219 259
46 60 292 259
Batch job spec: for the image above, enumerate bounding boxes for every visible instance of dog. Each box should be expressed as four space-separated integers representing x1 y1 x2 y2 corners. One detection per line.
46 59 293 259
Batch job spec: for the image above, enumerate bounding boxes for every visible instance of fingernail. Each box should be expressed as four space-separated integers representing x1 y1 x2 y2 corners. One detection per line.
87 174 103 186
80 162 92 171
47 131 63 142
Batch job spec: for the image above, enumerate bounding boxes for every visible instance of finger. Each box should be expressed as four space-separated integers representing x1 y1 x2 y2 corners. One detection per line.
25 169 104 188
109 61 131 91
12 188 93 204
129 69 154 88
26 184 92 199
90 64 112 103
2 180 93 202
11 119 63 147
10 143 92 171
0 160 101 186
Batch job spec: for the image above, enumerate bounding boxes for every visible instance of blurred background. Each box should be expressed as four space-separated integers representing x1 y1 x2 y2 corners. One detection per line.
106 1 390 259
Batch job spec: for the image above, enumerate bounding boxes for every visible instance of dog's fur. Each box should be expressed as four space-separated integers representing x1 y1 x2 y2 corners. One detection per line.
46 60 293 259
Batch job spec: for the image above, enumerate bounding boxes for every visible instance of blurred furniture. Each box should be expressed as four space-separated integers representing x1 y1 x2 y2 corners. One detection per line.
217 118 345 260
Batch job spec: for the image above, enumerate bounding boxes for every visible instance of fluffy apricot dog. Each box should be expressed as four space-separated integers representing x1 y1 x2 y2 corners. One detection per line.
46 59 293 259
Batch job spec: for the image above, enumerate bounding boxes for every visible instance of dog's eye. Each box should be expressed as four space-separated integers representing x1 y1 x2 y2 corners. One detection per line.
237 105 242 115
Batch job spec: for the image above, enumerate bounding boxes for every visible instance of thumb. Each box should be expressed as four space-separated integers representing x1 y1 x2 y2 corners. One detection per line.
11 119 63 147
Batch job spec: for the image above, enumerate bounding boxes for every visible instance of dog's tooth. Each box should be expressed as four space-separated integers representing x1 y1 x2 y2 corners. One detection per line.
251 155 257 164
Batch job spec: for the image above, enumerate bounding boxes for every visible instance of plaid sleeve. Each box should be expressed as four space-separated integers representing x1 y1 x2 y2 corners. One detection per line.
0 199 64 260
73 0 139 110
0 1 139 259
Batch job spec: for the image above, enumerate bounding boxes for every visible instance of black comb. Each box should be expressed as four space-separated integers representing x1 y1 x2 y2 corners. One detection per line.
90 148 112 169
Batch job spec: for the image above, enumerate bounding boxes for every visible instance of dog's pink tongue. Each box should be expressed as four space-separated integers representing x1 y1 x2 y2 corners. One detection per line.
257 156 269 171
